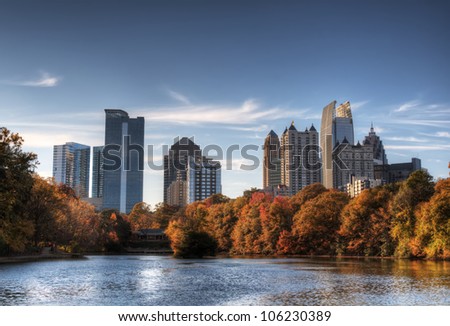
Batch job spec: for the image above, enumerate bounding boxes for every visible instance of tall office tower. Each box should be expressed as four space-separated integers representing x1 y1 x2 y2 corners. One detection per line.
164 137 201 204
187 157 221 204
280 122 321 196
363 124 389 182
333 139 374 191
363 123 388 165
103 109 144 213
320 100 355 189
53 142 90 197
263 130 281 189
92 146 104 198
164 137 221 206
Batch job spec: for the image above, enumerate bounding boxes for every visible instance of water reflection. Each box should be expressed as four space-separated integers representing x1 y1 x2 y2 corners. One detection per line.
0 256 449 305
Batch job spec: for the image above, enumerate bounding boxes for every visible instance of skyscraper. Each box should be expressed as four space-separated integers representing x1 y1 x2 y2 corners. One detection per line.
91 145 104 198
320 100 355 189
103 109 144 213
164 137 221 206
363 123 387 165
53 142 90 197
164 137 201 204
263 130 281 190
280 121 321 196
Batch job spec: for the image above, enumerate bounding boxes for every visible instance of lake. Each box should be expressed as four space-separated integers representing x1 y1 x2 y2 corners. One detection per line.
0 256 449 305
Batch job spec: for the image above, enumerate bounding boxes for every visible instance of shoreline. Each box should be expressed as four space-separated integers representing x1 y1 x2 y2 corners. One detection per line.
0 252 85 265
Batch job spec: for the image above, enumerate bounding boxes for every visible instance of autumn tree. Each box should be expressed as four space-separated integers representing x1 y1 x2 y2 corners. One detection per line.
339 186 395 256
290 183 327 211
413 178 450 259
292 190 349 255
231 192 271 255
204 201 237 252
128 202 156 231
0 128 37 253
260 196 294 254
390 170 435 257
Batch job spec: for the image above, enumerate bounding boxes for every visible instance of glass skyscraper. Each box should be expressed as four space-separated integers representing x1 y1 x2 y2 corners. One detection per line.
53 142 90 197
103 109 144 213
91 145 104 198
320 100 355 189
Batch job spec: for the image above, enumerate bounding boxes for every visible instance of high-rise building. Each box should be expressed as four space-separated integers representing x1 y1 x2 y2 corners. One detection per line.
363 123 388 165
92 146 104 198
53 142 90 197
263 130 281 189
164 137 221 206
103 109 144 213
280 121 321 196
187 156 221 204
333 139 374 191
320 100 355 189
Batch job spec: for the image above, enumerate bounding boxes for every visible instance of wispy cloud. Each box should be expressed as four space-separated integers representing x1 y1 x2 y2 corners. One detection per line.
384 136 428 143
134 99 307 126
419 131 450 138
167 89 191 105
394 100 421 112
385 144 450 151
3 71 61 87
351 100 370 111
228 124 269 132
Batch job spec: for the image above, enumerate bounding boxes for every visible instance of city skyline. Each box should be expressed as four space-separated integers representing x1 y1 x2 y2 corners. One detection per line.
1 0 450 206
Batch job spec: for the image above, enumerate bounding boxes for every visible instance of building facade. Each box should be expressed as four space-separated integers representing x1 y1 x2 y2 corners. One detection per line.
187 157 221 204
53 142 90 197
387 158 421 183
333 139 374 191
263 130 281 189
280 121 321 196
320 100 356 189
91 145 104 198
164 137 221 206
103 109 144 213
346 176 383 198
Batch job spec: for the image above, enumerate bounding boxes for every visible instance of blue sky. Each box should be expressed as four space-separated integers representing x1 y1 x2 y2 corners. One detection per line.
1 0 449 206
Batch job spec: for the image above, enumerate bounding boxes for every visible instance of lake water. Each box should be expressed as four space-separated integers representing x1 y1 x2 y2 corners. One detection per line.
0 256 449 305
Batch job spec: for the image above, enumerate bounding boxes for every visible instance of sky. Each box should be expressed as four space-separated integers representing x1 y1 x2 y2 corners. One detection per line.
1 0 449 206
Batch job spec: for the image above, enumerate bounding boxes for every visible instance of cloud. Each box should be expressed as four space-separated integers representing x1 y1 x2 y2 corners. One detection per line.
3 71 61 87
384 136 428 143
351 100 370 111
228 124 269 132
394 100 421 112
134 99 306 126
385 145 450 151
167 89 190 105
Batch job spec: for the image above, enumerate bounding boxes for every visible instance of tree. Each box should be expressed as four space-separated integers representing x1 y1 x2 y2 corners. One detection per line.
25 176 61 246
290 183 327 211
204 201 237 252
128 202 155 231
413 178 450 258
231 192 271 255
292 190 349 255
0 128 37 253
390 170 435 257
260 196 294 254
339 186 395 256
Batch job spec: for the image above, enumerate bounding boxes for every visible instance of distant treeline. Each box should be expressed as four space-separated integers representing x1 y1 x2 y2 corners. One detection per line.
1 127 449 259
